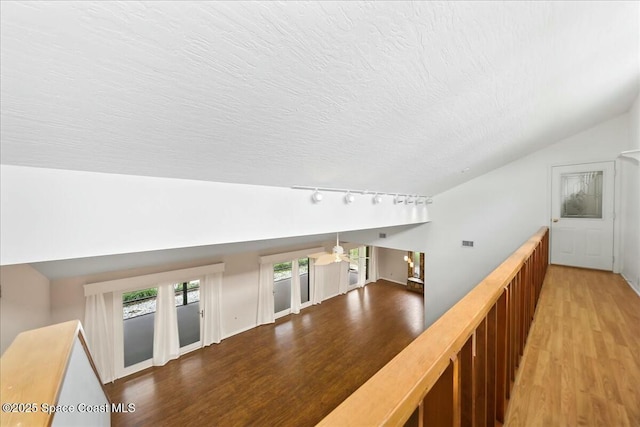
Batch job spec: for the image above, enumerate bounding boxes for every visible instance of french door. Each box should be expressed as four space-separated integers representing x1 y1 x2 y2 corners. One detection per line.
113 280 203 378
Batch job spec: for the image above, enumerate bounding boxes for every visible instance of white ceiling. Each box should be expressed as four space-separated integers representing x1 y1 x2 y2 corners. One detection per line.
2 1 638 196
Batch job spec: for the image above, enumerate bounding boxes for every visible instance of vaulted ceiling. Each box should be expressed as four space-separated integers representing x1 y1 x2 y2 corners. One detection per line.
2 1 638 197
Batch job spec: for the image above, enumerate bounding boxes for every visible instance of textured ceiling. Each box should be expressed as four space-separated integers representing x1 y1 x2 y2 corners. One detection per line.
1 1 638 196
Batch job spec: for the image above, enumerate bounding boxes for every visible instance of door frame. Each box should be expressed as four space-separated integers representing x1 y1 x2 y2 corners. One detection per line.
548 159 622 273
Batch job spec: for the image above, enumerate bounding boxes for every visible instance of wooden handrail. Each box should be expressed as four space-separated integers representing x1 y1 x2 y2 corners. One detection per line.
318 226 549 426
0 320 110 426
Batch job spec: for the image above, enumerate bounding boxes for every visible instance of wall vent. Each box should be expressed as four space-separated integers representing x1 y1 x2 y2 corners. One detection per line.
379 233 387 238
462 240 474 247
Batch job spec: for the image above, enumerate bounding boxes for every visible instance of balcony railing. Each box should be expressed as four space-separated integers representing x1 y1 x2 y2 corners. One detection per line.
318 226 549 426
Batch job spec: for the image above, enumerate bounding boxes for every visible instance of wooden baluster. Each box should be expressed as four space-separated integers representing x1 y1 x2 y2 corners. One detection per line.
486 305 497 427
474 318 487 427
423 357 461 427
495 290 508 422
460 336 474 427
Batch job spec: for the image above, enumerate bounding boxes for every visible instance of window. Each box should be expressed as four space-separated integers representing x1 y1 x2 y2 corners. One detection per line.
174 280 201 349
299 258 310 304
122 287 157 368
561 171 603 218
274 261 293 314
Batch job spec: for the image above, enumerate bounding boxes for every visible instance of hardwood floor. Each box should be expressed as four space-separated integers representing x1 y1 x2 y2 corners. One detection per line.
505 265 640 426
105 280 424 426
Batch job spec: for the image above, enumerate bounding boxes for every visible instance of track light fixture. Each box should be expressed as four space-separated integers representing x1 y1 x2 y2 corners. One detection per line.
344 191 355 204
292 186 433 206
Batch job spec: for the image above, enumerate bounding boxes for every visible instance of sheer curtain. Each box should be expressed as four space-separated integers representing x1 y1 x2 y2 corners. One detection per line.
291 259 301 314
339 261 349 294
84 293 114 383
311 258 323 304
201 273 223 346
153 282 180 366
257 263 275 325
368 246 379 283
357 246 367 287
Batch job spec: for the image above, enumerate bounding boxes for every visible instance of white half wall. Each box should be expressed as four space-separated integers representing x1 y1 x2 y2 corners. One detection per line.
621 94 640 293
0 166 429 266
0 264 51 354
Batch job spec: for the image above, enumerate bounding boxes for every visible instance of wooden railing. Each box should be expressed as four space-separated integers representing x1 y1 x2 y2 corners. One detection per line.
318 227 549 427
0 320 110 426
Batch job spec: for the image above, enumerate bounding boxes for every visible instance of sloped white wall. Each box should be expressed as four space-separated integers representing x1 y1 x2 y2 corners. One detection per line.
621 95 640 293
345 113 632 326
423 114 631 325
0 166 429 266
0 264 51 354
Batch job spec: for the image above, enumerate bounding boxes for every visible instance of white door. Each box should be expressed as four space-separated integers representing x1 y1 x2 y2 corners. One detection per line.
550 161 615 270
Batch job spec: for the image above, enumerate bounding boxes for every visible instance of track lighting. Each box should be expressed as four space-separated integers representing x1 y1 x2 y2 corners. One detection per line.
344 191 355 204
292 186 433 206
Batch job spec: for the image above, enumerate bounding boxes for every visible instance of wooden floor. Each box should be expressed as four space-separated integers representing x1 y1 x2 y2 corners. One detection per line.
505 265 640 426
105 280 424 426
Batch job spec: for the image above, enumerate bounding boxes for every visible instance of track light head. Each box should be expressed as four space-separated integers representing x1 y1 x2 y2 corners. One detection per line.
373 194 383 204
311 190 323 203
344 191 355 204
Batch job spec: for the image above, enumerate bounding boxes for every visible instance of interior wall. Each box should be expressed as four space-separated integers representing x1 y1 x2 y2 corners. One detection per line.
50 239 345 340
421 113 631 325
0 165 429 266
345 113 632 327
377 248 409 285
621 94 640 293
0 264 51 354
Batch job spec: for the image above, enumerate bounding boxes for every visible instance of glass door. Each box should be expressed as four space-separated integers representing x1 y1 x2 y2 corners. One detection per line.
119 286 158 376
174 280 202 353
274 261 293 318
299 258 311 308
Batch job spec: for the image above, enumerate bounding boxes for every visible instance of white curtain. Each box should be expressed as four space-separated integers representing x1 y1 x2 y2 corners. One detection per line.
153 282 180 366
368 246 379 283
291 259 301 314
201 273 223 346
84 293 114 383
311 258 323 304
339 261 349 294
357 246 367 287
257 263 275 325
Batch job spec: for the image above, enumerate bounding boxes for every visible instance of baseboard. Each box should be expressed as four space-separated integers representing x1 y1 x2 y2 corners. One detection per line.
621 272 640 297
379 276 406 286
223 324 257 341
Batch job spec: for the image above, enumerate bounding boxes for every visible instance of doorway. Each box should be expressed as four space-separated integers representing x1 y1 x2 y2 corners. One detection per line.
550 161 615 270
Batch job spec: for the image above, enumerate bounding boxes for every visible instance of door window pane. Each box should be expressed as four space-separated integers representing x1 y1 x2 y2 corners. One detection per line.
299 258 310 304
174 280 200 348
561 171 603 218
274 262 292 313
122 287 157 367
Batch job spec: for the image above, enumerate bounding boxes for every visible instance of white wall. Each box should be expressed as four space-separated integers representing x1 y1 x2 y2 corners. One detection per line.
377 248 409 285
422 114 633 325
621 95 640 293
0 166 429 266
50 239 347 340
345 113 633 326
0 264 51 354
